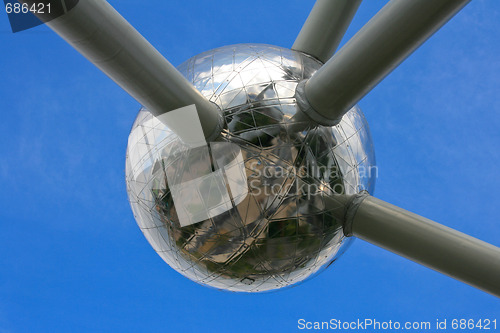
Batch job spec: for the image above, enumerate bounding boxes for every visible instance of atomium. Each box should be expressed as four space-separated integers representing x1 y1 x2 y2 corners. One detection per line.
125 44 376 292
17 0 499 297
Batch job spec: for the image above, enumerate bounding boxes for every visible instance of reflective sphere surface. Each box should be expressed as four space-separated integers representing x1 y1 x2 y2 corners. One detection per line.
125 44 376 292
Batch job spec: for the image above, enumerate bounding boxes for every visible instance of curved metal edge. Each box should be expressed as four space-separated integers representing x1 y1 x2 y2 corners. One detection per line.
205 102 226 142
343 190 370 236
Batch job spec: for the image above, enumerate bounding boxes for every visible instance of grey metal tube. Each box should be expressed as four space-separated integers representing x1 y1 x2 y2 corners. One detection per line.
302 0 470 125
21 0 222 141
292 0 362 63
347 195 500 297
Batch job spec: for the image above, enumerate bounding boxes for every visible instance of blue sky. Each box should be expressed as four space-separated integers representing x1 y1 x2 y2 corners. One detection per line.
0 0 499 332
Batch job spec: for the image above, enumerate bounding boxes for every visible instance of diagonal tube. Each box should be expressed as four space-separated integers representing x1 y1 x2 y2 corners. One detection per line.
341 193 500 297
292 0 362 63
298 0 471 126
19 0 223 142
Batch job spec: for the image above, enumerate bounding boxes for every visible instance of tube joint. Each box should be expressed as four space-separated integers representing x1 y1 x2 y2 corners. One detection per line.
295 80 343 126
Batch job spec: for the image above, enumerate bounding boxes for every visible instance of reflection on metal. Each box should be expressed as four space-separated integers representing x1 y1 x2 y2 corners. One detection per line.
125 44 376 292
131 104 249 227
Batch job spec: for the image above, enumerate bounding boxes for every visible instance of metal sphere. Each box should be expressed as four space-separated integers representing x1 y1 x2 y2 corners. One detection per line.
125 44 376 292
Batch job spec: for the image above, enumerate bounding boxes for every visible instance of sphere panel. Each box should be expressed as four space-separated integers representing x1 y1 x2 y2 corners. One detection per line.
126 44 376 292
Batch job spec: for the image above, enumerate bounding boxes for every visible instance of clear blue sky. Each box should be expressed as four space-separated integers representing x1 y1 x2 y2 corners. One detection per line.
0 1 499 332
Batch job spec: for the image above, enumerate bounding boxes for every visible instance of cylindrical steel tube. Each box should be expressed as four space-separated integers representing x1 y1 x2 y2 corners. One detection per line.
303 0 470 125
292 0 362 63
349 195 500 297
20 0 222 141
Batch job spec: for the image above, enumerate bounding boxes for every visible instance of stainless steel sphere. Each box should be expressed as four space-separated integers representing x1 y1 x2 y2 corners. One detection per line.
125 44 376 292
